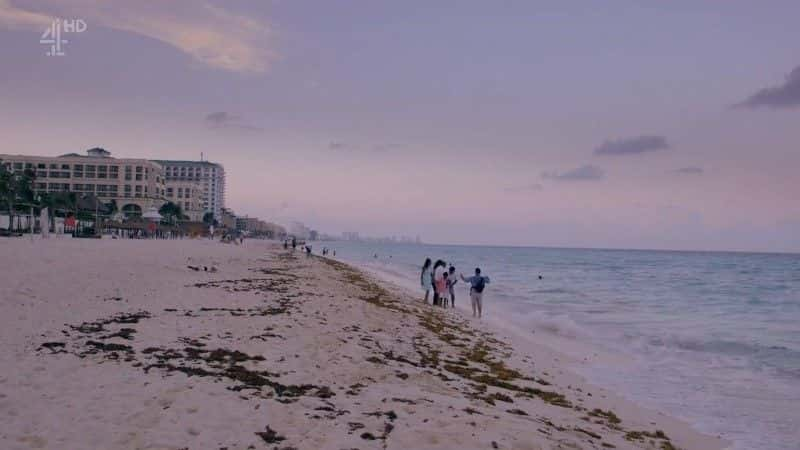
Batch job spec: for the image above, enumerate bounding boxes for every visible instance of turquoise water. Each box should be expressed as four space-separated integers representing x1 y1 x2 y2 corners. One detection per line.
325 242 800 450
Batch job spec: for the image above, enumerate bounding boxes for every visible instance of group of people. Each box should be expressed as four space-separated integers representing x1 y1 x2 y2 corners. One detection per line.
420 258 490 318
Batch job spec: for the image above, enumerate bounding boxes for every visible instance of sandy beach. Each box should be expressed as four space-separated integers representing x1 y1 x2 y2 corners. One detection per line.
0 238 728 450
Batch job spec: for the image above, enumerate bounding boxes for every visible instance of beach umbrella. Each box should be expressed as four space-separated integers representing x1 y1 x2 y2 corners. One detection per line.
142 207 162 222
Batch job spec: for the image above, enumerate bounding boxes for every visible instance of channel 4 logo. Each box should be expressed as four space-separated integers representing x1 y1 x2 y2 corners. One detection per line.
40 19 87 56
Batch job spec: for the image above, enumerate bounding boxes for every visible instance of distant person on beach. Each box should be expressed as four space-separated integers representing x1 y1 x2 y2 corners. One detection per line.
461 268 490 318
291 237 297 250
447 266 458 308
420 258 433 303
432 260 447 306
437 272 450 308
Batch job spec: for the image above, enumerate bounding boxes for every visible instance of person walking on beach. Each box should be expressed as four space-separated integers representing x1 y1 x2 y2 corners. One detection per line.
461 268 490 318
447 266 458 308
420 258 433 303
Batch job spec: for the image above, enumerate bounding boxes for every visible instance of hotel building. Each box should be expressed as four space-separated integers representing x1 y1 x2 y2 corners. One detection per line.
0 148 167 217
154 160 225 221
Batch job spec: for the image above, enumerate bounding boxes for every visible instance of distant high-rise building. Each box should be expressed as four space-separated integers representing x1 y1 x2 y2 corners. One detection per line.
154 160 225 220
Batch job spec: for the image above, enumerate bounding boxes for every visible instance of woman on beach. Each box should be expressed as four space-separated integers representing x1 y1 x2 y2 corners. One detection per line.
420 258 433 303
447 266 458 308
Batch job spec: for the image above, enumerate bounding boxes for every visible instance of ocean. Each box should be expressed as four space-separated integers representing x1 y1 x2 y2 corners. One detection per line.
323 241 800 450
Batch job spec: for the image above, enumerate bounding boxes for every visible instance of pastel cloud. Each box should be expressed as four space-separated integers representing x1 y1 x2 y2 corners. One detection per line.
736 65 800 109
0 0 274 73
205 112 262 131
542 165 605 181
593 135 669 156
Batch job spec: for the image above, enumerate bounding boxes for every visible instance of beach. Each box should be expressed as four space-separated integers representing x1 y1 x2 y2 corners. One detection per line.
0 238 727 450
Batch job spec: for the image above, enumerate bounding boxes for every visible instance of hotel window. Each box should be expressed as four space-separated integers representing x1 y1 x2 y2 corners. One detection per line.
49 163 58 169
73 164 83 178
97 165 107 179
124 185 132 198
36 170 47 178
135 185 142 197
37 163 45 169
109 166 119 179
177 188 183 198
13 162 23 170
85 165 96 178
167 188 173 196
35 182 47 190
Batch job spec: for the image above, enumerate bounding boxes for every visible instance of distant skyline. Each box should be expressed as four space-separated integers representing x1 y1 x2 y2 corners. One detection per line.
1 1 799 252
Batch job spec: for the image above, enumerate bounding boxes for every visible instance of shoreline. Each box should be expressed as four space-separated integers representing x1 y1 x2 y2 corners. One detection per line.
0 238 727 449
342 255 731 450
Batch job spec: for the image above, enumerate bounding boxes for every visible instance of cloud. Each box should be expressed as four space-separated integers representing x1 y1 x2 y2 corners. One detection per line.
504 183 543 193
204 112 262 131
328 141 348 150
736 66 800 109
0 0 275 73
593 135 669 156
372 143 405 152
674 167 704 175
542 164 605 181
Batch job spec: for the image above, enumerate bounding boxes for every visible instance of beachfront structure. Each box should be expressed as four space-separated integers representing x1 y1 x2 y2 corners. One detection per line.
0 148 166 217
154 160 225 222
162 178 204 222
220 208 237 229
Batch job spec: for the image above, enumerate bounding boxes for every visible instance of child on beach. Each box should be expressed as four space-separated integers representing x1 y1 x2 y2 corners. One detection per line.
432 260 447 306
436 272 450 308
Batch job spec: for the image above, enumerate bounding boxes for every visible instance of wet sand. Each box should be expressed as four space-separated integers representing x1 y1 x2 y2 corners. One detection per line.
0 238 727 450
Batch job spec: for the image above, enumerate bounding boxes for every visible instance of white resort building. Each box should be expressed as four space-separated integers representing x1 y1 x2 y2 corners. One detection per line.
0 148 167 218
154 160 225 221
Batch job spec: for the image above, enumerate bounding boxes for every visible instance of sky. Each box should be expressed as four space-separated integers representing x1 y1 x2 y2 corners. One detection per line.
1 0 799 252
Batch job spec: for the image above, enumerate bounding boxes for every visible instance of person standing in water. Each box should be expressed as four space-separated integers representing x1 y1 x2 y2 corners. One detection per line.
461 267 490 318
447 266 458 308
420 258 433 304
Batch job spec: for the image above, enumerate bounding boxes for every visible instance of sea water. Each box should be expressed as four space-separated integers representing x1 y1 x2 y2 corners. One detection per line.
324 242 800 450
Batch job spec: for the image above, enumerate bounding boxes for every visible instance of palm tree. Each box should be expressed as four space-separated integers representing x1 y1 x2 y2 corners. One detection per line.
158 201 184 226
0 164 35 231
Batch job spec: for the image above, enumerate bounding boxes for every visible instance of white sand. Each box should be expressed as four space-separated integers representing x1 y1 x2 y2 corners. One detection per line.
0 238 728 450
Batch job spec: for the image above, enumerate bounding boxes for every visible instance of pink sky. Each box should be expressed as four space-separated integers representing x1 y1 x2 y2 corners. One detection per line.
1 1 799 252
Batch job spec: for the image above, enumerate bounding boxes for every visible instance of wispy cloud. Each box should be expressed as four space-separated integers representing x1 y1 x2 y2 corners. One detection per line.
0 0 275 73
328 141 350 151
735 66 800 109
542 165 605 181
593 135 669 156
372 143 405 152
504 183 543 193
674 167 704 175
205 112 262 131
